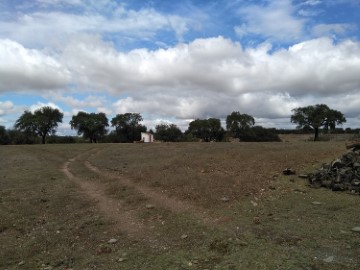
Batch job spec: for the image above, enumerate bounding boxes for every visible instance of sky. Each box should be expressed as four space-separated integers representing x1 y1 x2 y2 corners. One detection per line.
1 0 360 135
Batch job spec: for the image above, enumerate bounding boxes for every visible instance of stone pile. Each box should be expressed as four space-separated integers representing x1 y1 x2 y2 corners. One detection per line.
308 143 360 194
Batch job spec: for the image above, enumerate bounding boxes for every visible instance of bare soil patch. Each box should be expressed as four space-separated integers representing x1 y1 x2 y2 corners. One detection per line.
1 142 359 269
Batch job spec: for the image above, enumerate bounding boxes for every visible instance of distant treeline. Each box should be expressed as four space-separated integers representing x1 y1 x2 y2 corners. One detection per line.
1 124 359 145
1 106 358 145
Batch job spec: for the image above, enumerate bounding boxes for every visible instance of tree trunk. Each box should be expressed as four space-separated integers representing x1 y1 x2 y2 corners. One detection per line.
314 128 319 141
42 135 46 144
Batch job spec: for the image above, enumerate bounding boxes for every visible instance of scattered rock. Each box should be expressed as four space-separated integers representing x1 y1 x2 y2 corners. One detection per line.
293 188 307 193
283 168 296 175
108 238 118 244
181 234 188 239
96 246 112 255
268 185 276 190
307 149 360 194
323 256 334 263
250 201 258 207
298 174 308 179
351 226 360 232
18 261 25 266
311 201 322 205
146 204 155 209
238 241 249 246
118 258 126 262
220 197 230 202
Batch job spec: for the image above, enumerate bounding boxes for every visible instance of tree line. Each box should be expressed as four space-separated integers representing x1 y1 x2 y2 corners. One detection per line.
0 104 349 145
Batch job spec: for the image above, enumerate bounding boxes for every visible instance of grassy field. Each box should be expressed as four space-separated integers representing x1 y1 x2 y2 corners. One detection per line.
0 142 359 269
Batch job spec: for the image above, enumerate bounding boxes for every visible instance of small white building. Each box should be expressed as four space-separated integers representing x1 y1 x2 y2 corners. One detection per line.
141 132 154 143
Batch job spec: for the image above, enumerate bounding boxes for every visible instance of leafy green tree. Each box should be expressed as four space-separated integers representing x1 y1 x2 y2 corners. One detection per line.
15 106 63 144
187 118 225 142
155 123 183 142
70 112 109 143
226 111 255 138
291 104 346 141
111 113 146 142
0 126 11 145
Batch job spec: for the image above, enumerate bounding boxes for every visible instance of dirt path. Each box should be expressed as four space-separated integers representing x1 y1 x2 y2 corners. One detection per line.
83 158 232 228
61 150 149 238
84 160 201 214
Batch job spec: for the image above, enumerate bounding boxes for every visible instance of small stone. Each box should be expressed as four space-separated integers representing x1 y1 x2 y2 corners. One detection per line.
96 246 112 254
253 217 260 224
283 168 296 175
108 238 118 244
238 241 249 246
250 201 258 207
293 188 306 193
181 234 188 239
298 174 308 179
268 185 276 190
312 201 322 205
221 197 230 202
323 256 334 263
118 258 126 262
351 226 360 232
18 261 25 266
146 204 155 209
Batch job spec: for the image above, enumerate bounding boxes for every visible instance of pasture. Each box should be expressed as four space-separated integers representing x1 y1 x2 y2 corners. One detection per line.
0 142 359 269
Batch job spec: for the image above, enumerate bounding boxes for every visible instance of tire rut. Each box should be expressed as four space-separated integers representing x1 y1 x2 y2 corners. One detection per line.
60 150 151 239
83 159 222 227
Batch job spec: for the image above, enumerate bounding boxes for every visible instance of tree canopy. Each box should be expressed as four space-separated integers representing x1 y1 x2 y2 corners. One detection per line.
70 112 109 143
14 106 63 144
111 113 146 142
155 123 182 142
226 111 255 138
187 118 224 142
291 104 346 141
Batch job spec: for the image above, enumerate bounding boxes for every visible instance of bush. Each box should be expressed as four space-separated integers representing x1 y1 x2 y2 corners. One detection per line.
239 126 281 142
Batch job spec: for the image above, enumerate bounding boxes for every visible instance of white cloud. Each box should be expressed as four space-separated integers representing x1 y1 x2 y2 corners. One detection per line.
59 35 359 122
29 102 62 113
0 39 70 92
235 0 306 42
0 101 14 116
301 0 322 6
312 23 356 37
0 4 196 48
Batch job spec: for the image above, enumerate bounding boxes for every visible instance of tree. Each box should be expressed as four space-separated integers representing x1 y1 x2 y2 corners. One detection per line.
70 112 109 143
226 111 255 138
15 106 63 144
291 104 346 141
155 123 183 142
187 118 225 142
111 113 146 142
0 126 11 145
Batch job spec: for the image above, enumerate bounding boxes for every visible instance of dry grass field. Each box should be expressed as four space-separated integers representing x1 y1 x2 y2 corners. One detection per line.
1 141 359 269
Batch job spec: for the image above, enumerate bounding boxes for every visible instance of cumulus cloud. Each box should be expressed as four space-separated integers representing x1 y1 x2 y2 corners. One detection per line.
0 39 70 92
29 102 62 113
0 3 198 48
58 35 360 120
234 0 306 42
2 32 360 125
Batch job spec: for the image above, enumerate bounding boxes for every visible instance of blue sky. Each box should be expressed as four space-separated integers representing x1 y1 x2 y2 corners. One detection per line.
1 0 360 134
